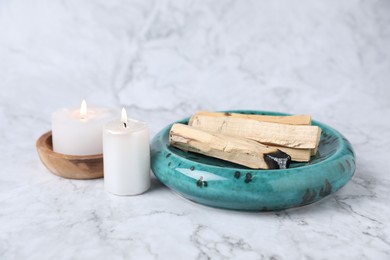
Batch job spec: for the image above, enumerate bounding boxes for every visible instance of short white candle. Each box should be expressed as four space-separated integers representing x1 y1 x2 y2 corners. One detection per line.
52 100 116 156
103 108 150 196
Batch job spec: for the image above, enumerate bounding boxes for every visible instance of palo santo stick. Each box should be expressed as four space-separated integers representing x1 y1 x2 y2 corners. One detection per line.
189 111 311 125
169 124 291 169
311 146 318 156
189 115 321 149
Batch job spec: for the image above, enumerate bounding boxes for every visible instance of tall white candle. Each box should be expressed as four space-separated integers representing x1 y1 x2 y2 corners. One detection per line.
52 100 116 156
103 108 150 195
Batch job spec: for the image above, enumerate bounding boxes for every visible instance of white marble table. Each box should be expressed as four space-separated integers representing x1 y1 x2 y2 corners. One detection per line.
1 0 389 259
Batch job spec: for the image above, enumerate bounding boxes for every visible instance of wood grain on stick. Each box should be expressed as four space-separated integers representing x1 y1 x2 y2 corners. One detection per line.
189 111 311 125
169 124 290 169
189 114 321 149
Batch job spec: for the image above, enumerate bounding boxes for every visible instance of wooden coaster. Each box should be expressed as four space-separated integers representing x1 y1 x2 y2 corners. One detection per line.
36 131 103 179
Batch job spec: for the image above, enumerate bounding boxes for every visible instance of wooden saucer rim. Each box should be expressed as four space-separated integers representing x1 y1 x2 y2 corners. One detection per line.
36 131 103 160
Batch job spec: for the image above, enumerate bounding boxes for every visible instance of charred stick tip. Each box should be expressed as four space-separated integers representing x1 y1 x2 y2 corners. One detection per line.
264 150 291 169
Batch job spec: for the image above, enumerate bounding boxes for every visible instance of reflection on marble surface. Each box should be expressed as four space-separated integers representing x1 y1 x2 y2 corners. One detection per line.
0 0 389 259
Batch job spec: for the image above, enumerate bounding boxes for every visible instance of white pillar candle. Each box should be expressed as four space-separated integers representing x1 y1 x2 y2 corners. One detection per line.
52 100 116 156
103 108 150 196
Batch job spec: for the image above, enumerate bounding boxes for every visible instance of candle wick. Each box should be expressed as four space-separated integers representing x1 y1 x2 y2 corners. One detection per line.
124 122 127 128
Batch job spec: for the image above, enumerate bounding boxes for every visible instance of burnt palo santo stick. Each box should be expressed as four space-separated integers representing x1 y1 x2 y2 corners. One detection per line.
265 145 312 162
189 111 311 125
169 124 291 169
189 114 321 149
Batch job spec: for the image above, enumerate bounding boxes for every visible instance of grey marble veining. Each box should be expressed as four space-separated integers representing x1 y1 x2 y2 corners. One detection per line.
1 0 390 259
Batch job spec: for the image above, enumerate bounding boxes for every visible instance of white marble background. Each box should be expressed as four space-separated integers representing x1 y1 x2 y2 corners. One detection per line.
1 0 390 259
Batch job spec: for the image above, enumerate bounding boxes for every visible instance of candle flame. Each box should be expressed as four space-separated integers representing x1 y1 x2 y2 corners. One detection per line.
80 99 87 119
121 107 128 128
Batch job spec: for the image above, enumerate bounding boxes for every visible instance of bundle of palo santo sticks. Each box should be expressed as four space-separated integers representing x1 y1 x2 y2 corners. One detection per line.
169 111 321 170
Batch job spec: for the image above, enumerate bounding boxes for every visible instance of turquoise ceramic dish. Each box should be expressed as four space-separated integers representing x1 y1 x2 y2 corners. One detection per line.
151 111 356 211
